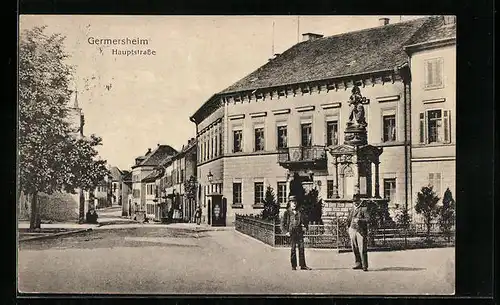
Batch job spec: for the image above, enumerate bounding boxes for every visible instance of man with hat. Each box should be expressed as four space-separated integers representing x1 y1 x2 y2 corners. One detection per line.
280 195 312 270
347 194 370 271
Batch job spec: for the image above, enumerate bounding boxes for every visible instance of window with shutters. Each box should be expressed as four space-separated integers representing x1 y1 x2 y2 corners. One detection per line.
326 121 339 146
277 125 288 149
428 173 442 195
233 182 242 205
254 128 265 151
214 135 218 157
219 130 223 155
254 182 264 205
424 58 444 89
382 114 396 142
383 178 396 203
419 109 452 144
201 139 204 162
428 110 442 143
301 123 312 147
233 129 243 152
327 180 335 199
212 135 215 159
277 182 287 205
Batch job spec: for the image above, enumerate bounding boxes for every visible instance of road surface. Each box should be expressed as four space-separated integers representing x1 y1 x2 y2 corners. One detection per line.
18 226 455 295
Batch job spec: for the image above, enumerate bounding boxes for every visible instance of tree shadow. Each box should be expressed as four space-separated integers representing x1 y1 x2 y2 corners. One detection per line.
370 266 426 272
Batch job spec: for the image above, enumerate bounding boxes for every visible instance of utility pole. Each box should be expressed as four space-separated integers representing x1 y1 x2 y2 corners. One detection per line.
74 88 86 224
272 21 275 56
297 16 300 43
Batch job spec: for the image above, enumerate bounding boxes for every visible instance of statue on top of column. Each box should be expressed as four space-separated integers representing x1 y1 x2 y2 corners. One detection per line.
347 86 368 128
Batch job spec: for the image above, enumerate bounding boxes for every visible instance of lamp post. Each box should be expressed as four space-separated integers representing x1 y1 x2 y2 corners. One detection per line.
207 170 213 195
205 171 214 224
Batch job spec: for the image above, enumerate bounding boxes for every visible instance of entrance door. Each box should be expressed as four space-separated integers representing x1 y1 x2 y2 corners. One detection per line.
210 195 226 226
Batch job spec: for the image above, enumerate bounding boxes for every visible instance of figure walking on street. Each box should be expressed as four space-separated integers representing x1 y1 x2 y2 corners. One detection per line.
347 194 370 271
195 205 202 225
280 195 312 271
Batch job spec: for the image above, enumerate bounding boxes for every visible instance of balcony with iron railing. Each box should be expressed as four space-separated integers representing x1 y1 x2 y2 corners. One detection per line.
277 145 327 170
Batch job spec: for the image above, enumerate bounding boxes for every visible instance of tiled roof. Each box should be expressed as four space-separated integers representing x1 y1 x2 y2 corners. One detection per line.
175 139 197 159
109 166 123 181
159 155 174 167
405 16 456 47
133 145 178 168
159 139 197 166
122 171 132 182
219 17 430 95
142 170 162 183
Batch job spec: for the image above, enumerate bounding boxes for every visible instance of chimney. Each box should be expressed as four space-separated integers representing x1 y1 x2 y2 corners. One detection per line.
146 148 151 155
302 33 324 42
268 53 281 62
379 18 390 26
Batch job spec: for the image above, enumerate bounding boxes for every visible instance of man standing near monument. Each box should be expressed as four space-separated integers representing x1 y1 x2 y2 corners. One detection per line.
280 195 312 271
347 194 370 271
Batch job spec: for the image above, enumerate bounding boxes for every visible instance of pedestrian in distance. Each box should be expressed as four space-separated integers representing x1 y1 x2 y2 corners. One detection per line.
195 205 202 225
280 195 312 271
347 194 370 271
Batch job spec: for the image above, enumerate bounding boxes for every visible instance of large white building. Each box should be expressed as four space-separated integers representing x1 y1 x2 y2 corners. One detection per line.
188 16 456 226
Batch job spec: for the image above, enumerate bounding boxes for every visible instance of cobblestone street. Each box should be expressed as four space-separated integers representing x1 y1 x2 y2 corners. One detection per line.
18 226 455 295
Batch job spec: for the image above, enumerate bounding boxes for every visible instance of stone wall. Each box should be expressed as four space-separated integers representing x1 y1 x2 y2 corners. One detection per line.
18 191 79 222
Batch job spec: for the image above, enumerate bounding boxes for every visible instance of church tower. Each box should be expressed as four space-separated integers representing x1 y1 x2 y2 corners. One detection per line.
67 90 84 137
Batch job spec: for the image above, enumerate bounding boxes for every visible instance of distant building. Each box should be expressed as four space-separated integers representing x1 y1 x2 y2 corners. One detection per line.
189 16 454 226
121 170 132 216
161 138 197 223
139 138 198 222
130 145 177 215
109 166 123 206
94 172 112 209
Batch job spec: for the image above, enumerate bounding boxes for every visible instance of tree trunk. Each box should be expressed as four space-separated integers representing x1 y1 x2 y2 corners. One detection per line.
426 215 431 242
29 191 41 230
78 189 85 224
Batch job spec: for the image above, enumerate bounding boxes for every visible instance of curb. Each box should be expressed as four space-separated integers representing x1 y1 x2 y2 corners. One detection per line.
19 228 93 242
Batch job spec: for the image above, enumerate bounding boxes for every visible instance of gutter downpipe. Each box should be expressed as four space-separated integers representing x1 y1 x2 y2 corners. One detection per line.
400 60 412 216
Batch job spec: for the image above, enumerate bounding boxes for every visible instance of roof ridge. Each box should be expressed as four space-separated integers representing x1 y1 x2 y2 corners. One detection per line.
312 16 433 42
138 145 161 166
217 16 432 96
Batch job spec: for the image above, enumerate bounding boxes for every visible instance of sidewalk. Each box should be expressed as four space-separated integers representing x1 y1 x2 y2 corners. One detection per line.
18 221 98 230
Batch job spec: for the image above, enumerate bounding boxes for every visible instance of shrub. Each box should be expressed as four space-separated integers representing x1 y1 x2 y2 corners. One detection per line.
415 186 440 242
395 203 412 230
438 188 456 242
261 186 280 223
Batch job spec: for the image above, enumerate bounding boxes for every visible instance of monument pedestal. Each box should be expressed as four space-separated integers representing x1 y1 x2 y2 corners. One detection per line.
324 85 392 228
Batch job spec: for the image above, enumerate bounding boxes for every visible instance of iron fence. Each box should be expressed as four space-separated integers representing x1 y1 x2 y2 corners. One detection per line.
235 214 275 246
277 145 327 163
235 214 455 250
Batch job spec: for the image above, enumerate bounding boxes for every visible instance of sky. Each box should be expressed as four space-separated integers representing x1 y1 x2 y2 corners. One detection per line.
19 15 426 170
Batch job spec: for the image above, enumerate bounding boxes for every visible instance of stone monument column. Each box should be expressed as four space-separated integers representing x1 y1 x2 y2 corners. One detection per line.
333 157 339 198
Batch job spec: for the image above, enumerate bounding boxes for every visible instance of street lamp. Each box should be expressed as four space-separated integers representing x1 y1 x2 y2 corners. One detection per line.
307 169 314 181
207 170 214 196
207 171 213 183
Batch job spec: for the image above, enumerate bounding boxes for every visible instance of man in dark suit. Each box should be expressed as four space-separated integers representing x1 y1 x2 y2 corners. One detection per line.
280 195 312 270
347 194 370 271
